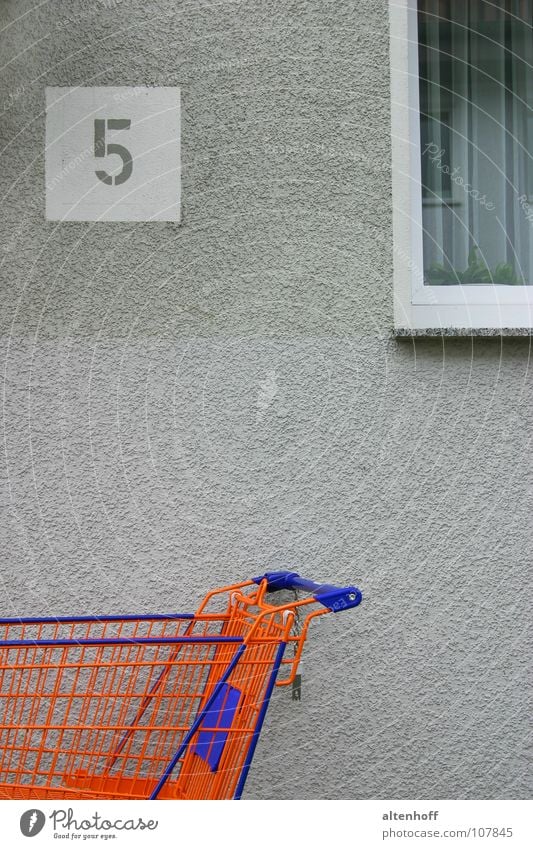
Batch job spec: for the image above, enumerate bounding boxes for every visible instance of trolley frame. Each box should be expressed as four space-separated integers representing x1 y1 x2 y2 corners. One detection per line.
0 571 362 800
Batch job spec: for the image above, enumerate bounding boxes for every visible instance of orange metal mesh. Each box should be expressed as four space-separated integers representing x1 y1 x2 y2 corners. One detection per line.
0 580 316 799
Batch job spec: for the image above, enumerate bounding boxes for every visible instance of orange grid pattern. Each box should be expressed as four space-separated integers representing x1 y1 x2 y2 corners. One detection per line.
0 579 325 799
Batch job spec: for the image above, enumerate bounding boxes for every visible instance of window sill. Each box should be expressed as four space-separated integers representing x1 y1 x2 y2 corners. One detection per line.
394 327 533 337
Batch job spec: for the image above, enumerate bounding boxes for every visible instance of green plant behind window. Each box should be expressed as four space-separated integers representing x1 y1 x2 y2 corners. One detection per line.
426 247 523 285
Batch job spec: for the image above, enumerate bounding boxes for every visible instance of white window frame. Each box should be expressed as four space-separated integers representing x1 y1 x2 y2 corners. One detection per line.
391 0 533 332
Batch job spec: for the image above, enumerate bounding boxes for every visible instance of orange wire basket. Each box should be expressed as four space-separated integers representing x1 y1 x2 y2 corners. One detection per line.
0 571 362 800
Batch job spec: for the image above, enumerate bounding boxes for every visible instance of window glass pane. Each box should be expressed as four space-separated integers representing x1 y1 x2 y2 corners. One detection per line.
418 0 533 285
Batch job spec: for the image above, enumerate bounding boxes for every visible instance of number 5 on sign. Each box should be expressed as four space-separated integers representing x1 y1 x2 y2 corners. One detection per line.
45 87 180 222
94 119 133 186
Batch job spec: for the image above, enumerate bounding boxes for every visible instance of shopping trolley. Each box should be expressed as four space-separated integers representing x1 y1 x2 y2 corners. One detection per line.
0 570 362 800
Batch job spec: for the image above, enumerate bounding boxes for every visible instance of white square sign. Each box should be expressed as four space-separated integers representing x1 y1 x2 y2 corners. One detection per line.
45 86 180 221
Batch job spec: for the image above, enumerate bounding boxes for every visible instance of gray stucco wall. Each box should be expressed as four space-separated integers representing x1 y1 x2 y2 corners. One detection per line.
0 0 531 799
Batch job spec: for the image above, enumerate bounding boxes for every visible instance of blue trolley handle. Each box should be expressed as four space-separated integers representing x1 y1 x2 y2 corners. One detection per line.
252 570 362 612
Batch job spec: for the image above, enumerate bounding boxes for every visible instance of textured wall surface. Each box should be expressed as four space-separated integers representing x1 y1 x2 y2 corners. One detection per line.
0 0 531 799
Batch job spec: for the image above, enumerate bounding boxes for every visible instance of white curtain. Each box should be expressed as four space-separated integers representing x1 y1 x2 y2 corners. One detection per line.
419 0 533 284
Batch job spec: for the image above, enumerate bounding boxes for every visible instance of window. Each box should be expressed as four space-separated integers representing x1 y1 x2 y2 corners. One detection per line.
391 0 533 331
